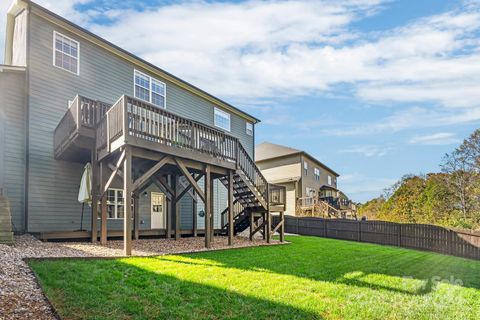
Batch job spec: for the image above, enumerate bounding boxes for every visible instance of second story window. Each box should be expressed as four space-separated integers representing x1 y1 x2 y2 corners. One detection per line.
134 70 166 108
214 108 231 131
53 31 79 75
328 175 332 185
304 161 308 175
246 122 253 136
314 168 320 181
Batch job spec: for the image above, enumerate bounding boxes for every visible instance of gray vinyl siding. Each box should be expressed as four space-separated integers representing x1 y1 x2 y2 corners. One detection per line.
301 154 338 197
0 70 26 233
27 12 250 232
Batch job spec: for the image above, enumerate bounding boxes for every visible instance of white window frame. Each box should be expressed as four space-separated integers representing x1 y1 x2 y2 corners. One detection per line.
214 107 231 132
134 69 166 108
304 161 308 176
53 31 80 75
314 168 320 181
246 122 253 136
106 188 124 220
328 175 332 186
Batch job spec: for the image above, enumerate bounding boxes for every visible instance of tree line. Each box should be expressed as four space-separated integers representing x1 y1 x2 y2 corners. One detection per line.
359 129 480 230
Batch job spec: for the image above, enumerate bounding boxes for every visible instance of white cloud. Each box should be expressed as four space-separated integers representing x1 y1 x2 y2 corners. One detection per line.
409 132 460 145
324 106 480 136
2 0 480 131
340 145 392 157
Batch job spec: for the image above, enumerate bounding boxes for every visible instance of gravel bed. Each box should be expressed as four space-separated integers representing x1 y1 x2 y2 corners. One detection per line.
0 234 282 320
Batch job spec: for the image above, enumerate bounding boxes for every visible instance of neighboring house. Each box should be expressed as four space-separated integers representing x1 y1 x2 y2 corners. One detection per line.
256 142 349 216
0 0 285 252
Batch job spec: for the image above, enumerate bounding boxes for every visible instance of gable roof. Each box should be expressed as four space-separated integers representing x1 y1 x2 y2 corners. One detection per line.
255 142 340 177
6 0 260 124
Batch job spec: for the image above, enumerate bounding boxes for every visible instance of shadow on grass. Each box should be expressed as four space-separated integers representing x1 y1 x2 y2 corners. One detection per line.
159 236 480 295
28 258 321 320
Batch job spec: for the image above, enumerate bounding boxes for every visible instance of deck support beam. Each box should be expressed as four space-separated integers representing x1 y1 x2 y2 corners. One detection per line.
100 161 108 245
204 165 211 248
102 150 126 198
123 146 132 256
192 188 198 237
133 193 140 240
167 175 173 239
174 175 181 240
90 145 99 242
132 156 170 192
228 170 234 246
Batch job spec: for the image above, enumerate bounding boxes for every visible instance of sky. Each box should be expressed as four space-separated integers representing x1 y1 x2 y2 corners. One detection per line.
1 0 480 202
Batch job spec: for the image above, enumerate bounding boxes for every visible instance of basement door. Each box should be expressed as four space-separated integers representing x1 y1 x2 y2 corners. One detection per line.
151 192 165 229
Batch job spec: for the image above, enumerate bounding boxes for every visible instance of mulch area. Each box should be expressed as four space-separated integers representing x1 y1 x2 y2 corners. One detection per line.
0 234 283 320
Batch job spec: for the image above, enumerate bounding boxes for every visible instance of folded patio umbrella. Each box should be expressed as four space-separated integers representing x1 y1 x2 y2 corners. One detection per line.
78 162 92 230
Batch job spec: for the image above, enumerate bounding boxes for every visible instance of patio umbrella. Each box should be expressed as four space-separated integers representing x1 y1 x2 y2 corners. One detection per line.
78 162 92 230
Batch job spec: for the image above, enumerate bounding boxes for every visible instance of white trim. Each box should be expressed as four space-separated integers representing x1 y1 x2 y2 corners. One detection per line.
53 30 80 75
134 69 166 108
214 107 231 132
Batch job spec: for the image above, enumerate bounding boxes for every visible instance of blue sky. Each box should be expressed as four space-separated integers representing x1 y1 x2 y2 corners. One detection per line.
1 0 479 202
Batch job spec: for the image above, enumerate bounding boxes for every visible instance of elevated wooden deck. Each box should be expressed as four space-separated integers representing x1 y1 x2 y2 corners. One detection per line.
53 94 286 255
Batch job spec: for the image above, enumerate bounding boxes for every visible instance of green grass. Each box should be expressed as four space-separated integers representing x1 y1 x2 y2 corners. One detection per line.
28 236 480 320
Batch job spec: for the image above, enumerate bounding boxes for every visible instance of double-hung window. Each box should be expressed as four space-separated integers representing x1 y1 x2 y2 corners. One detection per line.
53 31 79 75
214 108 231 131
106 189 124 219
134 70 166 108
328 175 332 186
314 168 320 181
246 122 253 136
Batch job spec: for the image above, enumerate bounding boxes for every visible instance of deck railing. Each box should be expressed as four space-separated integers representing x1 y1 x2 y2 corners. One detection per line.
54 95 110 155
96 95 277 207
237 142 268 203
268 184 286 207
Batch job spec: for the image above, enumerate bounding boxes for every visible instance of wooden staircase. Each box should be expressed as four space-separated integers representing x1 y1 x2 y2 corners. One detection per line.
0 196 14 244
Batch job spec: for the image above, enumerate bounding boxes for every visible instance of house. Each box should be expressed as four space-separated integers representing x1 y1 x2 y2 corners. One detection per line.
256 142 355 217
0 0 285 253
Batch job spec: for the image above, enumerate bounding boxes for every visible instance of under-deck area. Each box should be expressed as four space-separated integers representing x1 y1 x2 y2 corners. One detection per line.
53 94 286 255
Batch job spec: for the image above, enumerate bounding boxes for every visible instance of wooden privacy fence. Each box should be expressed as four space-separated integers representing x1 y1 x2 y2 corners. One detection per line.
273 216 480 260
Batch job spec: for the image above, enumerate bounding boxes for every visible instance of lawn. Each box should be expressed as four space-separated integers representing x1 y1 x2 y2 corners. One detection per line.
28 236 480 320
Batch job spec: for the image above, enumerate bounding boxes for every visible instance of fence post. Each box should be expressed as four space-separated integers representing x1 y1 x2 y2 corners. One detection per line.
358 221 361 242
398 224 402 247
323 218 327 237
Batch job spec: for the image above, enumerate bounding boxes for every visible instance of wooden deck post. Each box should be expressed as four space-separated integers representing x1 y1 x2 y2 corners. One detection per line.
280 211 285 242
228 170 234 246
204 165 211 248
249 211 254 241
166 175 172 239
210 176 215 242
134 193 140 240
90 146 98 242
100 161 108 245
193 189 198 237
174 175 181 240
123 146 132 256
266 212 272 244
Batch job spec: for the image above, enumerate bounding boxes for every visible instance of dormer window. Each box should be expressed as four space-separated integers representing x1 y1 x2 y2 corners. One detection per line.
53 31 79 75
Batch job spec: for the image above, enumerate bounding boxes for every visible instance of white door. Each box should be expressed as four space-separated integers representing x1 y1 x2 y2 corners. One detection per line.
151 192 165 229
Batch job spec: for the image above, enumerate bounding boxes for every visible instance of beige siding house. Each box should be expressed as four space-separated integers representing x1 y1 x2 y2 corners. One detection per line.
256 142 340 216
